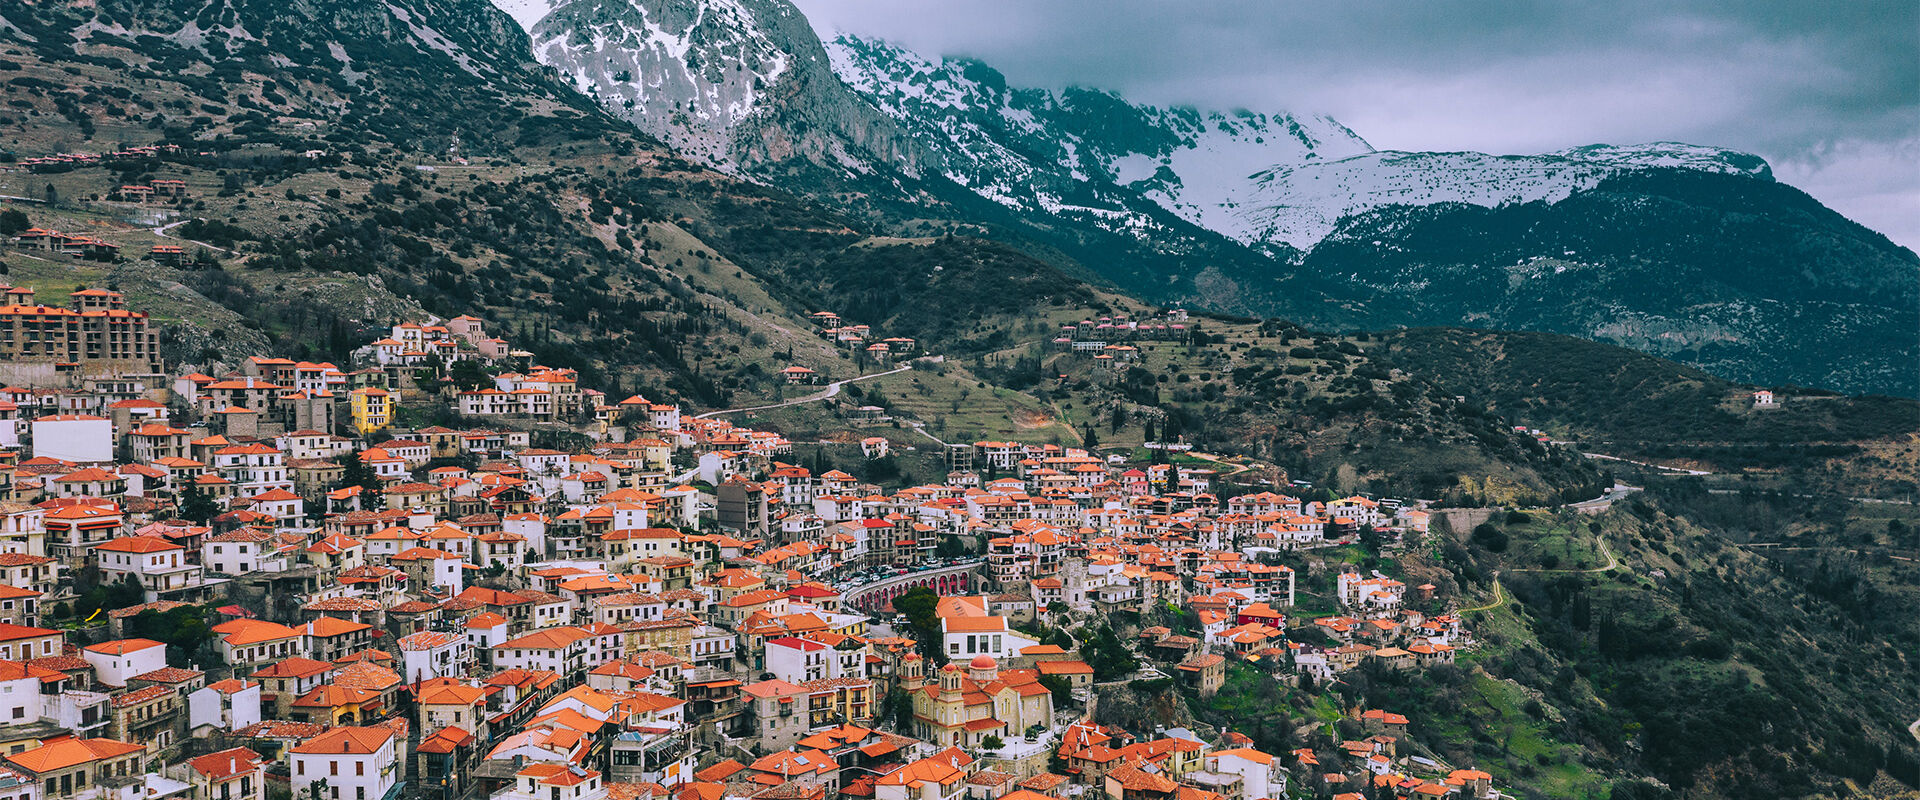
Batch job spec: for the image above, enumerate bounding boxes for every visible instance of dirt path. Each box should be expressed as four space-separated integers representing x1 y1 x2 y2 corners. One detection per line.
1459 575 1507 614
1184 450 1258 477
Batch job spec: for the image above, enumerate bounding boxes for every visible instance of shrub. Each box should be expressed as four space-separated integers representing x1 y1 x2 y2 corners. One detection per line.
1472 523 1510 553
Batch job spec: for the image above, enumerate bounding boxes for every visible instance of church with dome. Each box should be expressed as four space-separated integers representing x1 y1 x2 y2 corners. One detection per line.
904 653 1058 748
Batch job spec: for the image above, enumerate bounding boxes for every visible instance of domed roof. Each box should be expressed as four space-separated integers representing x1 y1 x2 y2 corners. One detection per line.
903 652 921 661
940 663 959 672
970 654 997 670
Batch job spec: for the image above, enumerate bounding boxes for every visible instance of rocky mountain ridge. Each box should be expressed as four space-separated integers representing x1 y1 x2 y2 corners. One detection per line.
505 0 930 173
489 0 1920 396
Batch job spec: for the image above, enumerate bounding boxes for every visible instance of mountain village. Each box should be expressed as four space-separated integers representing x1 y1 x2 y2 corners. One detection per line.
0 0 1913 794
0 282 1513 800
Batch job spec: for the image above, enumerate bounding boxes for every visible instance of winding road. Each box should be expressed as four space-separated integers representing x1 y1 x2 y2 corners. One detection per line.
1567 483 1641 514
1508 537 1620 574
906 422 950 448
151 218 230 252
694 362 918 420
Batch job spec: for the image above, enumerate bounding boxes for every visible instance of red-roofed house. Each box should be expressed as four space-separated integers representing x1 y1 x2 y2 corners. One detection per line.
94 536 207 602
81 638 167 687
2 735 147 797
188 747 266 800
289 727 399 800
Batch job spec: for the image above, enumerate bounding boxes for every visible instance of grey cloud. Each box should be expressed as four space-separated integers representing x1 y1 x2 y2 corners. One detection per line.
791 0 1919 247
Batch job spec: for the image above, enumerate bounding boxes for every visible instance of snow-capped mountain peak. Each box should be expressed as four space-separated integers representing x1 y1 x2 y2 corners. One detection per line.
821 33 1376 242
497 2 1780 258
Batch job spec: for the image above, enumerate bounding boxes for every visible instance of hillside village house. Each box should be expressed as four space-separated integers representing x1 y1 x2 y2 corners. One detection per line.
290 726 399 800
0 287 1519 800
93 536 207 601
79 638 166 688
186 747 267 800
2 734 147 799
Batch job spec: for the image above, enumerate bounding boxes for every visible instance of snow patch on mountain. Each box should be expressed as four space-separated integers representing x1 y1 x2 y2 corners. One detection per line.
492 0 799 169
823 33 1374 243
388 2 488 79
492 0 556 32
1119 113 1374 242
1239 143 1774 250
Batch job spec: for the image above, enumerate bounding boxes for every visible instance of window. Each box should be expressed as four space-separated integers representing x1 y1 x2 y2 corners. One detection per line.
330 761 338 776
355 762 364 776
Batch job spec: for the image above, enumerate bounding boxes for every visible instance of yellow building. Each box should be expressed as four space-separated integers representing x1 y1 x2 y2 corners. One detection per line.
634 439 673 474
910 656 1055 748
349 388 394 435
805 678 875 728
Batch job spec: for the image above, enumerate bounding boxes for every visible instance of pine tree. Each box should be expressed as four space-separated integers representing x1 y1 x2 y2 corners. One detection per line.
178 482 219 524
337 453 385 508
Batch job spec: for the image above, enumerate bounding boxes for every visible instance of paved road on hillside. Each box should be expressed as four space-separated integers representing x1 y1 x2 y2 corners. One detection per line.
906 422 950 448
1582 452 1712 475
694 362 917 420
1568 483 1641 514
1584 454 1913 505
1705 489 1915 506
150 218 231 252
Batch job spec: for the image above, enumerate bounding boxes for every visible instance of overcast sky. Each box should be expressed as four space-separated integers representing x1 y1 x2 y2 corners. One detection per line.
791 0 1918 249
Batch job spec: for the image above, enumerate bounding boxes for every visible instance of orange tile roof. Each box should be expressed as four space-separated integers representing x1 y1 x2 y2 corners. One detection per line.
187 747 263 780
249 657 333 680
216 619 303 646
5 736 144 773
95 536 182 553
289 726 395 755
84 638 165 656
